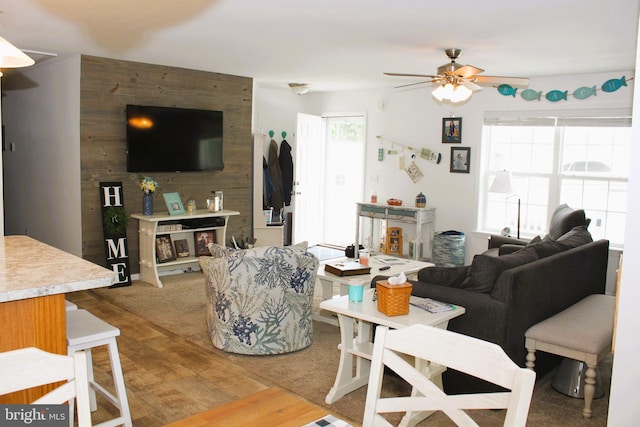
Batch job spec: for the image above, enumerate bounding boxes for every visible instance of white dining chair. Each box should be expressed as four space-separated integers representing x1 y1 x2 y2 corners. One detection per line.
0 347 92 427
363 324 536 427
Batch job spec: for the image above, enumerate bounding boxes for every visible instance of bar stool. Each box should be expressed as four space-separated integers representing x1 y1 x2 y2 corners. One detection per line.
66 309 133 427
65 300 78 311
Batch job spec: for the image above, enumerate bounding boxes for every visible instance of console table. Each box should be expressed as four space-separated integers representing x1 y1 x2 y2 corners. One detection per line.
355 203 436 260
132 209 239 287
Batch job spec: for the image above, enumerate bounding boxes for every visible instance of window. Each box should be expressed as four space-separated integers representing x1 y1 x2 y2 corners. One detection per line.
480 110 631 247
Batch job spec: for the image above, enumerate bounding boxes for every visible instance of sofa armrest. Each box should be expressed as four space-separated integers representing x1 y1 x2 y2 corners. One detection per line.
488 234 529 249
416 266 469 287
410 281 508 344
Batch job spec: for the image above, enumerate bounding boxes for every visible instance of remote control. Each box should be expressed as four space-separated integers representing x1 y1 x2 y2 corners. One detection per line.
379 266 391 271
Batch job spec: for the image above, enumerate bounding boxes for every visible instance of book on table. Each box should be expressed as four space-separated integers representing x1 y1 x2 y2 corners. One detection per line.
324 261 371 276
409 296 455 313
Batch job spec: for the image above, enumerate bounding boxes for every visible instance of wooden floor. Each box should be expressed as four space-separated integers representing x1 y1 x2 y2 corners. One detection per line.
67 290 358 426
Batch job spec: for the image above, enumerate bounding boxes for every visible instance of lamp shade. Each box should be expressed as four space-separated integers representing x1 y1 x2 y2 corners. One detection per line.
489 170 515 194
0 36 34 69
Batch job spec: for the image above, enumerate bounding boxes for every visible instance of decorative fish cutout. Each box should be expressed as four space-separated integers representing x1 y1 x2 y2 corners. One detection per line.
602 76 627 93
573 86 597 99
521 89 542 101
545 90 568 102
497 84 517 97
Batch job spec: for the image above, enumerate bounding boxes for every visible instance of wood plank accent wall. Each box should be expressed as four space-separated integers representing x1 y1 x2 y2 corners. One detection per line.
80 55 253 273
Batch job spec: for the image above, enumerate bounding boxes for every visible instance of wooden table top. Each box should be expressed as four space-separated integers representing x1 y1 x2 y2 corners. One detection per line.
165 387 358 427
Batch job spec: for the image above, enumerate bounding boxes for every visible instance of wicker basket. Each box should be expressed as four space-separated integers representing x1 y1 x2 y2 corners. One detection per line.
376 280 413 316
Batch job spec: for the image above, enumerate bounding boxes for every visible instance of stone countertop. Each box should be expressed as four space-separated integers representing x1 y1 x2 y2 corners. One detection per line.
0 235 115 303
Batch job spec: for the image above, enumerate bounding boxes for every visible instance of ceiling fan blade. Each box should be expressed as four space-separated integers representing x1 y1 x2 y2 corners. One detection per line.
384 72 440 78
474 75 530 86
395 80 435 89
461 81 482 92
454 64 484 78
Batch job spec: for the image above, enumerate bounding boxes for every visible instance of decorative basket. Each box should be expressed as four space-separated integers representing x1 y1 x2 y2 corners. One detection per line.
376 280 413 316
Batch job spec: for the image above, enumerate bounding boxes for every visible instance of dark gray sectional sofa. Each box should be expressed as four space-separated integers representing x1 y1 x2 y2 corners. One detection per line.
373 205 610 394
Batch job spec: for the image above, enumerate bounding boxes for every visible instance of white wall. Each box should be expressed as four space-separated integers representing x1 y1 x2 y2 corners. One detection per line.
2 55 82 255
259 72 632 264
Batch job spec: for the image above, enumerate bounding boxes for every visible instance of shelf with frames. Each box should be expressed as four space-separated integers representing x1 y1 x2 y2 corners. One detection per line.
131 209 240 287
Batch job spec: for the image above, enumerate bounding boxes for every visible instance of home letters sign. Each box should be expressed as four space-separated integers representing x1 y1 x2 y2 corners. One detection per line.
100 182 131 287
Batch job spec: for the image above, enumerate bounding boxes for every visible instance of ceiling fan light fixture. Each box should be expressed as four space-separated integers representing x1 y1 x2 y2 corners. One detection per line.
288 83 311 95
432 82 473 103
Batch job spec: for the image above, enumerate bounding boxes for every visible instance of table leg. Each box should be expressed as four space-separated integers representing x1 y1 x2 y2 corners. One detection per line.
313 277 339 325
325 314 372 404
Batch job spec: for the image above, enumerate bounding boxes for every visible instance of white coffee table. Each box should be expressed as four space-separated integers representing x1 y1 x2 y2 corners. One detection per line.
320 289 465 426
314 255 434 325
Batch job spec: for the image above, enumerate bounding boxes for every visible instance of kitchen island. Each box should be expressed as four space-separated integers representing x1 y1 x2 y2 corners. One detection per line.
0 235 115 403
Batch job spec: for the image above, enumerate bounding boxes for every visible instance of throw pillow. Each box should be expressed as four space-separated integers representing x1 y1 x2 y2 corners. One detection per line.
417 266 470 288
529 239 566 259
460 246 538 293
557 225 593 248
548 204 589 240
527 235 542 245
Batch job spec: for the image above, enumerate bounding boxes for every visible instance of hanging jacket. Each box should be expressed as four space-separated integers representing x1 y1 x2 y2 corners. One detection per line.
279 139 294 206
267 139 284 211
263 157 275 209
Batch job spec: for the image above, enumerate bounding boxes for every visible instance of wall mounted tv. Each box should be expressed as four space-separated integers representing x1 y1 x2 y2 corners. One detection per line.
126 105 224 172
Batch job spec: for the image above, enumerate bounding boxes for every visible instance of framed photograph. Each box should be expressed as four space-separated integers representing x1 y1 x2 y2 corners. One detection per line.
155 235 176 263
194 231 216 256
174 239 190 258
450 147 471 173
442 117 462 143
163 192 185 215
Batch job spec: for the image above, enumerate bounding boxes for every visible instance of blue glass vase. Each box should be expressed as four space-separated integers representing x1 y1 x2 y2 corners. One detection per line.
142 193 153 216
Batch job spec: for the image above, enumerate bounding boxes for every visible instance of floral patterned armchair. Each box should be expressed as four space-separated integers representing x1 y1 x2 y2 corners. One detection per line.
199 242 318 355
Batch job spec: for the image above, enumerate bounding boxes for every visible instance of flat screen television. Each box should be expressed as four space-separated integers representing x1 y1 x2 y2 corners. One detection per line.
126 105 224 172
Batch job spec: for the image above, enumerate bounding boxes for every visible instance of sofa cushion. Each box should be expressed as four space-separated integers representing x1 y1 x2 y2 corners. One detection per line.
460 246 539 293
557 225 593 248
548 204 589 240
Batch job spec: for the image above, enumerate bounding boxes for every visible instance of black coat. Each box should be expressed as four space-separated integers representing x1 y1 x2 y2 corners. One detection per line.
279 140 294 206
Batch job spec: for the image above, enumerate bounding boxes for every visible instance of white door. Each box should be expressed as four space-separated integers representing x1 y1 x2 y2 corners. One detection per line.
293 113 365 248
293 113 324 245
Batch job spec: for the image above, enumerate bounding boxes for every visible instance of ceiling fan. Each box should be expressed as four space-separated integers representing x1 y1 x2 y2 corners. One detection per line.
385 48 529 101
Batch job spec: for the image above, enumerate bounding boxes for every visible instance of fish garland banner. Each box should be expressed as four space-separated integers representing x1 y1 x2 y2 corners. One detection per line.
497 76 633 102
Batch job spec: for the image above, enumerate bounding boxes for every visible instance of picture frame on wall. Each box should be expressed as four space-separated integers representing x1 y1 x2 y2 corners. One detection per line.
174 239 190 258
163 192 186 215
450 147 471 173
194 231 216 256
442 117 462 143
155 235 177 263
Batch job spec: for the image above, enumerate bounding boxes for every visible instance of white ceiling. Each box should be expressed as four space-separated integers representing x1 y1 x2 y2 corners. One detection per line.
1 0 638 92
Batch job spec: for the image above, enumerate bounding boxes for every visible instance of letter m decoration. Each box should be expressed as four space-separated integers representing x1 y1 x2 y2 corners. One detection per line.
100 182 131 287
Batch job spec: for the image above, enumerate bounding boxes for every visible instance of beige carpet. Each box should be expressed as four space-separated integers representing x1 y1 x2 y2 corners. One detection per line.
90 272 610 426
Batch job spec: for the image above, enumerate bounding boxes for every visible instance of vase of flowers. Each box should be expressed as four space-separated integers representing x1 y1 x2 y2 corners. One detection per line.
140 176 158 216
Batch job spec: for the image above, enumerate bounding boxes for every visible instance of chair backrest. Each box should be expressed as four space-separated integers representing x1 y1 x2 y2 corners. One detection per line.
363 325 536 427
0 347 92 427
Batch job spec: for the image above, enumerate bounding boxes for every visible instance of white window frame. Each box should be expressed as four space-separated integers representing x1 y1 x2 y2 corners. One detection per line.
479 108 632 248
